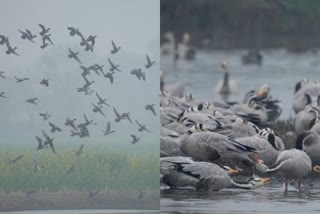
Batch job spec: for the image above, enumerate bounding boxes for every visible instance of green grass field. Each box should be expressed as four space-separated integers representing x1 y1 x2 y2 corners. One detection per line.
0 146 159 192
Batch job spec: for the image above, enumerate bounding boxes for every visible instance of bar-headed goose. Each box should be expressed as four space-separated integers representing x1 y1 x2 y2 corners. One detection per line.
254 149 312 191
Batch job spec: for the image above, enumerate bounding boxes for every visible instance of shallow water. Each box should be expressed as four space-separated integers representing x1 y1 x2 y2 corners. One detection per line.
4 210 159 214
161 49 320 119
161 187 320 214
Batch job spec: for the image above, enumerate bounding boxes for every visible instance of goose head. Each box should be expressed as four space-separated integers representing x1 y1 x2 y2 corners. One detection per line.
253 156 269 173
221 166 239 175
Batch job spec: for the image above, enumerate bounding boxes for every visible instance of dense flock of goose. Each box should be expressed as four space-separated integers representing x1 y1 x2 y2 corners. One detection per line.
160 68 320 192
1 24 156 178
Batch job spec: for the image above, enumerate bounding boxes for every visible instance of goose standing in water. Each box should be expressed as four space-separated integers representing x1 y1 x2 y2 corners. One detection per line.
295 130 320 166
254 149 312 191
218 61 233 100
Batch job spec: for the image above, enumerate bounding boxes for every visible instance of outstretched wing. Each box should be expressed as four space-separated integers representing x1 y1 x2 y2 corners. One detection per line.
113 107 120 118
108 58 115 67
111 40 116 49
146 54 151 64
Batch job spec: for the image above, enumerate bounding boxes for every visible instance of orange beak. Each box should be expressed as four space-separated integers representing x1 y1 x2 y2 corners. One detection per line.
313 165 320 173
252 155 260 163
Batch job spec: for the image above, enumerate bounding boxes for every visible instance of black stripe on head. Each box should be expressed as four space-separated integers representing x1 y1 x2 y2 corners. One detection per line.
318 95 320 106
309 117 316 129
198 103 204 111
304 93 312 105
295 81 302 94
267 133 277 150
199 124 203 131
177 111 185 122
295 131 312 150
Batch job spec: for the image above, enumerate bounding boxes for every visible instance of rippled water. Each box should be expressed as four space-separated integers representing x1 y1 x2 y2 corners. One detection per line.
161 187 320 214
161 49 320 119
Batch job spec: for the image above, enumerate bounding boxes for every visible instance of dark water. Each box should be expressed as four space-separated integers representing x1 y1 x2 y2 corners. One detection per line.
161 49 320 119
161 187 320 214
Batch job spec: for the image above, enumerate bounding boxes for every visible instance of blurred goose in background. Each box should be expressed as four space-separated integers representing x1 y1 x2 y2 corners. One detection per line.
294 106 319 134
293 79 320 114
295 130 320 166
254 149 312 191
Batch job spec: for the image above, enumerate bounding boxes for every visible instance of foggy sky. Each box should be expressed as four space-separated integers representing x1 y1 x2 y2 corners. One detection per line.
0 0 160 147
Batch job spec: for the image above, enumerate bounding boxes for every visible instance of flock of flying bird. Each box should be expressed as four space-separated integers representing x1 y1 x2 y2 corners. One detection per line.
160 70 320 192
1 24 157 196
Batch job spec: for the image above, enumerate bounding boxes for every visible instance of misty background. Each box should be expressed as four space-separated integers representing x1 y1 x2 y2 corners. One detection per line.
0 0 160 149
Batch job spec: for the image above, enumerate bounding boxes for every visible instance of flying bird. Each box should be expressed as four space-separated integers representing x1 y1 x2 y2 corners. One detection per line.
68 48 82 64
65 164 76 175
103 122 115 135
0 91 7 98
131 134 140 144
15 76 29 83
65 117 78 131
75 144 84 156
48 122 62 133
9 154 24 164
0 71 9 79
111 40 121 54
42 130 56 155
39 112 51 120
92 103 105 117
104 71 114 84
33 158 44 172
67 27 81 36
40 78 50 87
135 120 151 133
26 98 38 105
95 92 110 106
145 104 156 115
108 58 121 72
145 54 156 69
39 24 50 36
